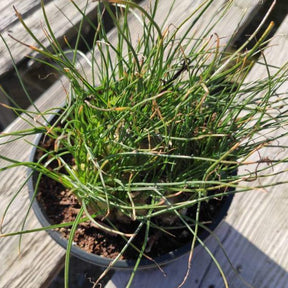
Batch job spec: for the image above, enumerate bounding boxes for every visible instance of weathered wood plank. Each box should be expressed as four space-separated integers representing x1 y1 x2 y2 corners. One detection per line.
0 0 101 131
105 10 288 288
0 0 285 287
0 1 59 31
0 0 98 76
0 78 69 287
0 0 41 31
0 0 99 129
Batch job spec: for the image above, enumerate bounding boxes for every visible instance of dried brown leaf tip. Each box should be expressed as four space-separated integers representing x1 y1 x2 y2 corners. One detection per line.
13 6 22 21
8 34 40 52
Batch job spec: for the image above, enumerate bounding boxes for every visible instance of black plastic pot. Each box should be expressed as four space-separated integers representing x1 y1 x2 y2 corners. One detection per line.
28 131 234 270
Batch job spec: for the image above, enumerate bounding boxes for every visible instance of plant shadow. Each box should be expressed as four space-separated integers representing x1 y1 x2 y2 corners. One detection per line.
103 221 288 288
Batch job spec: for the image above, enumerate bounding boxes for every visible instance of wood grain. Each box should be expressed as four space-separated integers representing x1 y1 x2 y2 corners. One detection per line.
1 0 288 288
0 0 40 31
0 0 97 76
0 79 69 288
105 10 288 288
0 0 99 128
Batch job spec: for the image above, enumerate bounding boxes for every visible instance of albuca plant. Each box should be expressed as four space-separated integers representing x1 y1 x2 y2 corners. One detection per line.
1 0 288 287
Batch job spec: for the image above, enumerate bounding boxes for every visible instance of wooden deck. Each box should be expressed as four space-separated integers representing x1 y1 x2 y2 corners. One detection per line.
0 0 98 128
1 0 288 287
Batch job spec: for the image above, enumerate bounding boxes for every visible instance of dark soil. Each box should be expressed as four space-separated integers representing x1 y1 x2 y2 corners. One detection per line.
35 135 232 263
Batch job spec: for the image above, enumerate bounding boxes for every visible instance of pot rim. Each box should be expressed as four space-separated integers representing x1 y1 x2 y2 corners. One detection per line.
27 114 234 270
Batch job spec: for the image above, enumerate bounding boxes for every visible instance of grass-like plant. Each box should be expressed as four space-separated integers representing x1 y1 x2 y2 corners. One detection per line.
1 0 288 287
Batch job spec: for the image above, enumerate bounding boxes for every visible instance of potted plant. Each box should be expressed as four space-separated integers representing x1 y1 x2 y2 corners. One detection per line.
1 0 288 287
